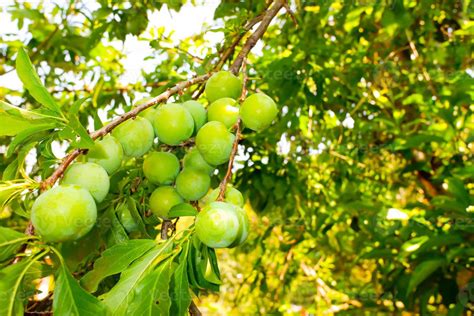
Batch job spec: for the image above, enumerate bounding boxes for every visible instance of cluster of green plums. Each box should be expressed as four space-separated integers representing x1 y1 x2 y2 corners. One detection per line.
31 71 278 248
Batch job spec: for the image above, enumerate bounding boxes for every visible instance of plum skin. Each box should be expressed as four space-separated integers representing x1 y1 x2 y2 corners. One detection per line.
143 152 180 185
112 116 155 157
183 148 215 175
240 93 278 131
62 162 110 203
195 121 235 166
207 97 239 129
153 103 194 145
200 186 244 207
175 169 211 201
182 100 207 132
86 135 123 174
149 186 183 219
195 201 241 248
205 71 242 102
31 185 97 242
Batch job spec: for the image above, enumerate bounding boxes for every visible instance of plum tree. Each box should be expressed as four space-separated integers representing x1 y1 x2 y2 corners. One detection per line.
240 92 278 131
183 147 215 175
112 116 155 157
205 71 242 102
195 121 235 165
31 185 97 242
200 186 244 207
62 162 110 203
182 100 207 132
149 186 183 219
153 103 194 145
86 135 124 174
207 97 239 128
195 201 241 248
143 152 180 185
175 169 211 201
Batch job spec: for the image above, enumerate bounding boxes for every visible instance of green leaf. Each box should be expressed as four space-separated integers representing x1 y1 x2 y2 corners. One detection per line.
81 239 157 292
171 241 192 316
100 240 173 315
0 113 39 137
406 258 445 295
0 227 29 262
53 264 106 316
168 203 198 218
67 114 95 149
0 251 46 316
127 257 176 316
446 177 470 207
70 97 90 115
6 123 56 157
15 48 61 115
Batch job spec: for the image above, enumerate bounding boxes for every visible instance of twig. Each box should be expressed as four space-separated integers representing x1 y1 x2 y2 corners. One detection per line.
229 0 284 75
283 1 298 26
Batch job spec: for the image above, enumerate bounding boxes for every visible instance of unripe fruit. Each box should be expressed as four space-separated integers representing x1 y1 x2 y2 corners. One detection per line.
118 206 138 233
86 135 123 174
183 148 215 175
200 186 244 207
153 103 194 145
135 97 158 127
240 93 278 131
205 71 242 102
196 121 235 165
175 169 211 201
195 201 240 248
229 207 249 247
149 186 183 219
62 162 110 203
182 100 207 132
143 152 180 185
112 116 154 157
207 98 239 128
31 185 97 242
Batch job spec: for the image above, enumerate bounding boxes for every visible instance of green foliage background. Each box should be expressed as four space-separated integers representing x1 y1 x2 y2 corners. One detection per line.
0 0 473 315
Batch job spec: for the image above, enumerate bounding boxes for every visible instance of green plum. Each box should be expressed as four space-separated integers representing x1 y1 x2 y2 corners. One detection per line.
200 186 244 207
153 103 194 145
182 100 207 132
196 121 235 165
175 169 211 201
240 93 278 131
86 135 123 174
195 201 240 248
118 206 138 233
135 97 158 126
31 185 97 242
229 207 249 247
62 162 110 203
112 116 154 157
205 71 242 102
207 97 239 128
183 148 215 175
149 186 183 219
143 152 180 185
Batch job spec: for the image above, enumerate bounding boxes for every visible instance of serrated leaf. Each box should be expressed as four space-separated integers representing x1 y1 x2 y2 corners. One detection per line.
68 114 94 149
168 203 198 218
0 227 29 262
406 258 445 295
53 264 106 316
170 241 192 316
7 123 56 157
16 48 61 115
0 252 45 316
100 240 173 315
127 256 176 316
81 239 156 292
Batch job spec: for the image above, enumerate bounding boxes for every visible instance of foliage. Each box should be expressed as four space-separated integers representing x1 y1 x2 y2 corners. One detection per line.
0 0 473 315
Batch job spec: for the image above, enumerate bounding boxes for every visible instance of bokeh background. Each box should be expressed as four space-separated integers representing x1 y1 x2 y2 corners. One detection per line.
0 0 473 314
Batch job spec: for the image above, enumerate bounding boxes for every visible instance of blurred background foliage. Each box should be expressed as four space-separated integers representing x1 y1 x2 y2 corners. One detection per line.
0 0 473 314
